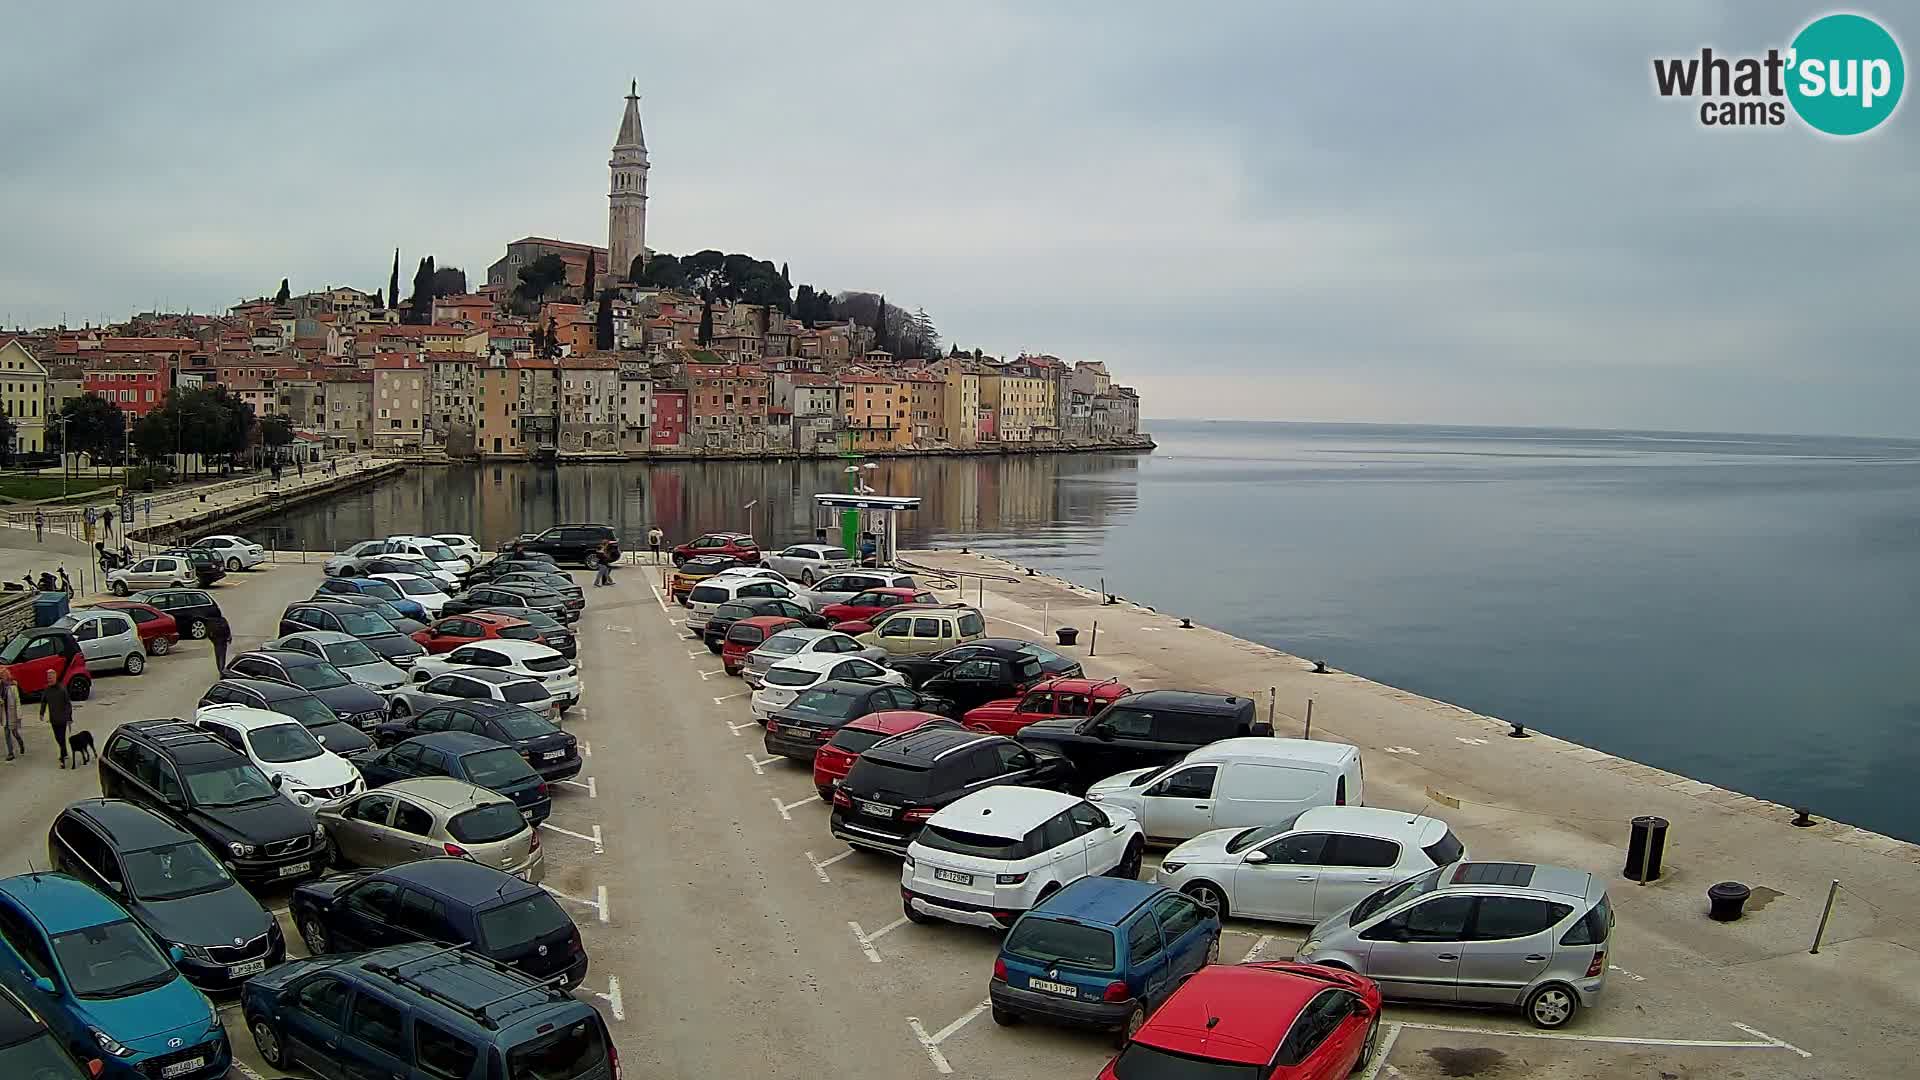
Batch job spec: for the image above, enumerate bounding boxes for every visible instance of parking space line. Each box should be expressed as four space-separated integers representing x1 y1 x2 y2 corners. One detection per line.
712 691 749 703
687 649 707 659
1391 1020 1810 1054
906 999 991 1074
592 977 626 1021
541 884 611 924
601 624 632 634
849 920 887 963
578 740 591 757
985 614 1044 637
539 822 604 854
1239 934 1276 962
231 1062 269 1080
1730 1022 1813 1058
807 849 853 882
699 668 726 679
772 794 816 821
746 753 781 775
647 577 670 615
559 777 597 798
727 720 758 737
1359 1023 1401 1080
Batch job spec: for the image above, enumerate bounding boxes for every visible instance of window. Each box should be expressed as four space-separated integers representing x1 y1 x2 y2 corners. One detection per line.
1150 894 1205 941
344 879 403 920
395 889 449 940
1277 990 1355 1067
392 801 434 837
1125 914 1164 965
1393 895 1477 941
1326 835 1401 869
991 741 1030 773
1040 811 1076 850
878 617 911 639
1261 832 1329 866
346 794 395 825
415 1020 481 1080
294 975 352 1028
1098 708 1154 739
1473 897 1573 940
912 617 943 639
1068 801 1108 833
349 993 408 1059
1149 765 1217 800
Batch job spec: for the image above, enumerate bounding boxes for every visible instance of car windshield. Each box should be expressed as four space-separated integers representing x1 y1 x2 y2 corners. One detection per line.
688 585 730 604
1353 864 1447 925
919 825 1034 860
359 582 403 601
51 919 176 999
283 662 350 690
183 762 281 806
1109 1042 1260 1080
1225 825 1289 854
391 577 439 596
476 893 569 951
364 600 412 623
270 696 340 729
124 841 232 901
764 666 820 688
448 803 528 845
1003 917 1116 970
787 689 862 719
462 747 537 787
249 723 324 763
501 682 551 706
321 640 380 667
498 625 546 643
335 610 395 636
506 1016 606 1080
419 544 457 562
492 709 557 739
755 633 808 657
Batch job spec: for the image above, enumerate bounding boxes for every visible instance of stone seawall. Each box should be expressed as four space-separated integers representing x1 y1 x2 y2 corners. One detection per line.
465 435 1158 464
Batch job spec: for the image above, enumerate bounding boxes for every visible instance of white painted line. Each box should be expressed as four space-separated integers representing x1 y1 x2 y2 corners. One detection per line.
850 920 886 963
727 720 758 737
746 753 781 776
807 848 853 883
594 976 626 1021
231 1062 268 1080
602 624 632 634
712 691 749 703
907 997 992 1072
1240 934 1276 962
1383 746 1421 756
647 577 670 614
1456 736 1488 746
864 913 911 943
985 614 1045 637
268 906 289 918
1607 964 1646 982
1391 1021 1805 1053
559 777 597 798
1359 1022 1401 1080
596 884 609 923
687 649 706 659
699 668 727 680
540 884 610 923
771 794 815 820
579 740 591 757
1730 1022 1813 1058
539 822 604 854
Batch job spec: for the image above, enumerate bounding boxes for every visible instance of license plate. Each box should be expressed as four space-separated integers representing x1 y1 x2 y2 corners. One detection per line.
544 750 566 760
1028 979 1078 998
934 868 973 885
856 799 896 819
228 959 266 979
160 1057 206 1079
277 861 311 878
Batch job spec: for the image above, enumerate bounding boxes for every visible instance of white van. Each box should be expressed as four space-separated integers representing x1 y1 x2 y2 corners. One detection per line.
1084 737 1364 845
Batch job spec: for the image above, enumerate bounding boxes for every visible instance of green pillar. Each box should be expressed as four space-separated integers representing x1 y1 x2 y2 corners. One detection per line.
840 432 861 555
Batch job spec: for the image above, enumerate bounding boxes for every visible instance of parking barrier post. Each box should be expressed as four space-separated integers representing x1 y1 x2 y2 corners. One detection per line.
1810 879 1840 953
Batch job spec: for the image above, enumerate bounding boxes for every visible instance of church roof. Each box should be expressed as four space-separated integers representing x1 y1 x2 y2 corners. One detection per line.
615 82 646 149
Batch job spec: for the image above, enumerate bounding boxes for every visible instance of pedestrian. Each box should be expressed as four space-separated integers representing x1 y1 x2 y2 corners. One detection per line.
56 567 71 595
647 526 664 564
33 510 44 543
41 660 74 769
297 457 305 478
1 668 24 761
860 531 878 566
594 542 615 588
102 506 114 538
207 614 233 675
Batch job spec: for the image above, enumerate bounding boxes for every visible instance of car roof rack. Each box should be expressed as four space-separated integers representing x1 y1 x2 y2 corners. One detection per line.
363 944 570 1030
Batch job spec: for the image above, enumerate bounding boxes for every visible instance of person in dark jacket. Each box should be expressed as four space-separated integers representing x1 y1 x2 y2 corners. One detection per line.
207 615 233 675
40 661 74 769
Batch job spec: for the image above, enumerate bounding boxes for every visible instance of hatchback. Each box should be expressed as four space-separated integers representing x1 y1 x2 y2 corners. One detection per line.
465 607 579 659
818 587 941 629
990 877 1220 1042
686 574 809 632
220 650 391 728
124 589 221 642
857 605 988 657
385 669 558 725
106 555 196 595
197 680 375 758
671 531 760 566
700 598 827 652
740 628 885 688
761 542 854 583
51 609 147 676
1295 860 1613 1028
721 615 803 675
354 732 552 825
430 533 484 563
805 569 917 607
669 554 742 604
0 980 96 1080
315 593 430 637
751 652 902 720
413 612 574 658
93 601 179 656
313 577 431 622
277 603 425 667
268 631 409 691
191 706 365 809
318 777 543 881
811 710 956 800
0 629 92 701
764 680 951 762
368 573 454 617
410 641 581 708
372 698 580 782
1094 962 1384 1078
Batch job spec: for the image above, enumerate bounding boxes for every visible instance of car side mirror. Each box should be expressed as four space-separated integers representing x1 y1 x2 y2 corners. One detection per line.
1243 850 1270 865
1093 727 1113 741
167 945 186 964
33 975 55 995
1351 1000 1373 1018
271 774 284 789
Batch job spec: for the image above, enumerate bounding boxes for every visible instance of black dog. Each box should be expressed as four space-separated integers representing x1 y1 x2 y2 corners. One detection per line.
67 730 94 766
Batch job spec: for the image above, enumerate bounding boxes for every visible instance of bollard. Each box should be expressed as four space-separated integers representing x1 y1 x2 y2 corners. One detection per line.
1312 659 1328 674
1055 627 1079 648
1508 722 1531 738
1809 879 1839 953
1625 816 1669 883
1088 620 1098 657
1708 881 1752 922
1303 698 1314 740
1180 617 1192 628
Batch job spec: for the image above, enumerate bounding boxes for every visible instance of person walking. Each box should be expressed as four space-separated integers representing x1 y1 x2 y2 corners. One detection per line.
647 526 664 564
207 614 233 675
1 668 24 761
593 542 615 588
33 510 44 543
41 661 74 769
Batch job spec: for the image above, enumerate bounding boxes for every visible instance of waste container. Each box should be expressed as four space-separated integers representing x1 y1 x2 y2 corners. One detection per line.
1624 815 1669 881
1056 627 1080 647
31 591 70 627
1708 881 1752 921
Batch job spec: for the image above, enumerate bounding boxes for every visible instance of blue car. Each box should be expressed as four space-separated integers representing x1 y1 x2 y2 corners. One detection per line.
353 731 552 824
315 577 430 622
0 874 228 1080
989 876 1220 1044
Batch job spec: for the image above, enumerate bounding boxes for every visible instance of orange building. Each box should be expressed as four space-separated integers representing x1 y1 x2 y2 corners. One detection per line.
841 373 909 449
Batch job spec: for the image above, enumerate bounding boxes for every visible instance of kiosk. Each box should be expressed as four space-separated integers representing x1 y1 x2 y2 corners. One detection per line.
813 492 921 566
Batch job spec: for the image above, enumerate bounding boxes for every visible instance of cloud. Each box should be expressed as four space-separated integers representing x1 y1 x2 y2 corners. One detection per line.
1 2 1913 434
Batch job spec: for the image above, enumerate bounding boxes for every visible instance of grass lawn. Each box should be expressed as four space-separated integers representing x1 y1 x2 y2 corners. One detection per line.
0 473 121 501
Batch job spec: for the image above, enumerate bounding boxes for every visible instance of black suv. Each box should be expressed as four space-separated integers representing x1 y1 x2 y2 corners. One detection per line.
221 650 390 729
97 719 326 886
47 798 283 989
503 523 616 567
763 679 955 762
465 556 562 588
198 678 375 757
889 640 1082 715
290 858 588 987
371 698 581 782
830 728 1073 854
1016 690 1270 790
126 588 223 640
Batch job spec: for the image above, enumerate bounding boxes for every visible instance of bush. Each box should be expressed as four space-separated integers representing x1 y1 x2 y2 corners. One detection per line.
125 464 175 490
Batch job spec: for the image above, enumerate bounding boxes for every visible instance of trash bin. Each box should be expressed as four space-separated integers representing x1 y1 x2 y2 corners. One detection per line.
1708 881 1752 921
1624 815 1669 881
1056 627 1080 647
31 591 70 627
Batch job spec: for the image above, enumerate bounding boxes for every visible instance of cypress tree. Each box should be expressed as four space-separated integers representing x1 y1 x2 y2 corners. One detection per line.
582 252 597 302
596 293 615 350
873 294 888 352
389 249 400 310
274 278 290 304
698 292 714 346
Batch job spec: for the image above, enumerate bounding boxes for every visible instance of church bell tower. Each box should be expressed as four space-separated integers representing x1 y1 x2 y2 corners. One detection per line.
608 81 650 284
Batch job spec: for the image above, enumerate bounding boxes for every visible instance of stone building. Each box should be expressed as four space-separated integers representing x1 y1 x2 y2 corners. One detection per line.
371 356 429 450
618 367 652 451
558 354 620 452
607 82 651 282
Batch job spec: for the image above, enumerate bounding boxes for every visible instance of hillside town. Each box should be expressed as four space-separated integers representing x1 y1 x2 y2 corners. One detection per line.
0 86 1145 464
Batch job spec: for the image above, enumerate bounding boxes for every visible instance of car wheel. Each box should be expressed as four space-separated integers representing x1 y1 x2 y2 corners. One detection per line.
801 570 816 585
226 557 242 572
903 895 935 925
1350 1016 1381 1074
66 676 90 701
186 620 208 639
390 699 410 719
149 637 172 656
1115 1002 1147 1047
1526 983 1578 1029
110 580 129 596
1111 838 1144 879
990 1004 1020 1026
299 917 330 955
706 640 722 655
672 553 686 567
249 1019 286 1068
1205 934 1221 966
816 786 834 803
1183 881 1228 918
124 652 144 675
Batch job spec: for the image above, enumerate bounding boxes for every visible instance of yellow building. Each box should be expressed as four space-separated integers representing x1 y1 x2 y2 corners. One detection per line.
841 373 910 449
0 338 50 453
932 363 981 447
476 358 525 458
979 369 1052 442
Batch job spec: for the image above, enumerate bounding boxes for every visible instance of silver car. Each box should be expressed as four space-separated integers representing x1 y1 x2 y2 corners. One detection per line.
761 543 854 585
385 668 558 722
739 628 888 688
1295 860 1613 1029
54 609 148 676
317 776 543 882
268 631 408 691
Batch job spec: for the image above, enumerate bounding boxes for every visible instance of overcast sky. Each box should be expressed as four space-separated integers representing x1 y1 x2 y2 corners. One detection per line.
2 3 1913 434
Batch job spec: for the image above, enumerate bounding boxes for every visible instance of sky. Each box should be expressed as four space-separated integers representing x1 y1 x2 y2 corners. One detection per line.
1 2 1914 435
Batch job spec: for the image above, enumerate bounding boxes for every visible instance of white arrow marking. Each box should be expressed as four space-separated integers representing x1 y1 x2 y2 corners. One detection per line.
1383 746 1421 756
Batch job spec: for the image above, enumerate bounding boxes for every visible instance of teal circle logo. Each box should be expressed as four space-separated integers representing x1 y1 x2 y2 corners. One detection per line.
1787 13 1905 135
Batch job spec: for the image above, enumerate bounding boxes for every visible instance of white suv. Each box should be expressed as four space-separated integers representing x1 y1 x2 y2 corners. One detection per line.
193 704 365 808
902 788 1144 929
410 641 581 708
750 652 900 720
686 574 808 631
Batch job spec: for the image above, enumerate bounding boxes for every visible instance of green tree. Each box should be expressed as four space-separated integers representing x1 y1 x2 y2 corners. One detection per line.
542 315 560 359
0 411 16 465
260 415 294 449
274 278 290 304
873 294 889 352
388 248 400 309
582 251 597 303
515 254 569 303
373 287 384 308
794 284 816 328
53 393 127 465
697 292 714 345
429 265 467 297
596 293 615 350
408 256 437 322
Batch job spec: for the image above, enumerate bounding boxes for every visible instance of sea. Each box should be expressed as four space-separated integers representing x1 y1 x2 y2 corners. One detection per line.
264 421 1920 842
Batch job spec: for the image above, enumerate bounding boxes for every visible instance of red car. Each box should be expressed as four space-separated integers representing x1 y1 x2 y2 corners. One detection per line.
963 677 1134 736
811 710 955 800
1096 962 1383 1080
96 600 180 655
819 587 940 629
672 532 761 566
0 627 93 700
721 615 803 675
412 612 561 654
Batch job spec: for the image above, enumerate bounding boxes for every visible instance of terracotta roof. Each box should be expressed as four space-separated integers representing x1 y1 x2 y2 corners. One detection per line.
424 351 479 364
102 337 197 351
373 356 422 370
559 355 618 370
507 237 608 255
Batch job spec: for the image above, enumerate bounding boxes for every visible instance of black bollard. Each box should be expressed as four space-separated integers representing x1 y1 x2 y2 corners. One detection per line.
1625 816 1669 882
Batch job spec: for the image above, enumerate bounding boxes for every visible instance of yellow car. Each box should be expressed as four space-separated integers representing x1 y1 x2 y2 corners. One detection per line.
670 555 743 605
855 604 988 656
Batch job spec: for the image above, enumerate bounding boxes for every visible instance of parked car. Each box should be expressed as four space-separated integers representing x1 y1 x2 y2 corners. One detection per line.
856 604 988 657
739 627 887 688
318 777 543 880
46 799 283 990
313 577 431 622
989 877 1221 1041
385 669 559 725
811 710 957 801
700 598 828 653
491 569 583 601
50 609 146 677
669 555 743 604
371 698 580 782
686 574 812 632
0 629 90 700
764 680 954 762
364 571 454 616
671 531 760 566
819 587 943 629
805 568 918 607
265 631 410 692
430 533 484 564
310 593 429 636
903 788 1145 930
0 872 230 1080
0 979 97 1080
467 607 579 659
1017 692 1273 791
892 638 1084 687
1296 860 1613 1029
762 542 854 584
492 575 585 621
1093 962 1384 1077
241 941 611 1080
721 615 803 675
464 556 561 589
354 732 552 824
157 548 227 587
441 584 572 625
220 650 391 728
358 554 460 590
322 539 395 577
382 535 472 576
106 555 195 595
887 644 1078 716
93 600 178 656
965 677 1134 736
188 534 266 571
408 641 580 708
278 601 426 666
96 719 327 886
1156 807 1464 924
191 705 365 809
1090 739 1368 845
125 588 221 642
413 611 575 659
505 523 617 567
751 652 904 721
830 728 1074 855
198 681 375 758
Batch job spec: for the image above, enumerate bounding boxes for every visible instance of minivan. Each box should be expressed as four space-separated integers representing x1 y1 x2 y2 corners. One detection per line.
1084 738 1364 844
856 605 987 657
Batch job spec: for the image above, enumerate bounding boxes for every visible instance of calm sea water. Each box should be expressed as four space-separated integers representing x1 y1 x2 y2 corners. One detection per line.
266 422 1920 841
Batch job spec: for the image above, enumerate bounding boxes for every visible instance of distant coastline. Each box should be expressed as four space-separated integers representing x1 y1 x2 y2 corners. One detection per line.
413 435 1157 465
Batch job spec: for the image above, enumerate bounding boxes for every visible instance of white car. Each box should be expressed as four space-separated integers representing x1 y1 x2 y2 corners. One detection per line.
193 704 365 808
385 535 472 576
431 533 484 564
370 552 461 590
383 668 558 723
1154 806 1467 925
806 569 918 608
685 574 810 631
323 539 391 577
739 628 889 688
269 631 409 692
191 534 267 571
750 652 902 720
902 788 1144 929
368 572 453 617
107 555 196 595
54 609 147 675
410 640 581 707
761 543 855 585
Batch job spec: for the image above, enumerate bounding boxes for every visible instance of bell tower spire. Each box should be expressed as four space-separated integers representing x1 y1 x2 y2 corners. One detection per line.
608 81 650 283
